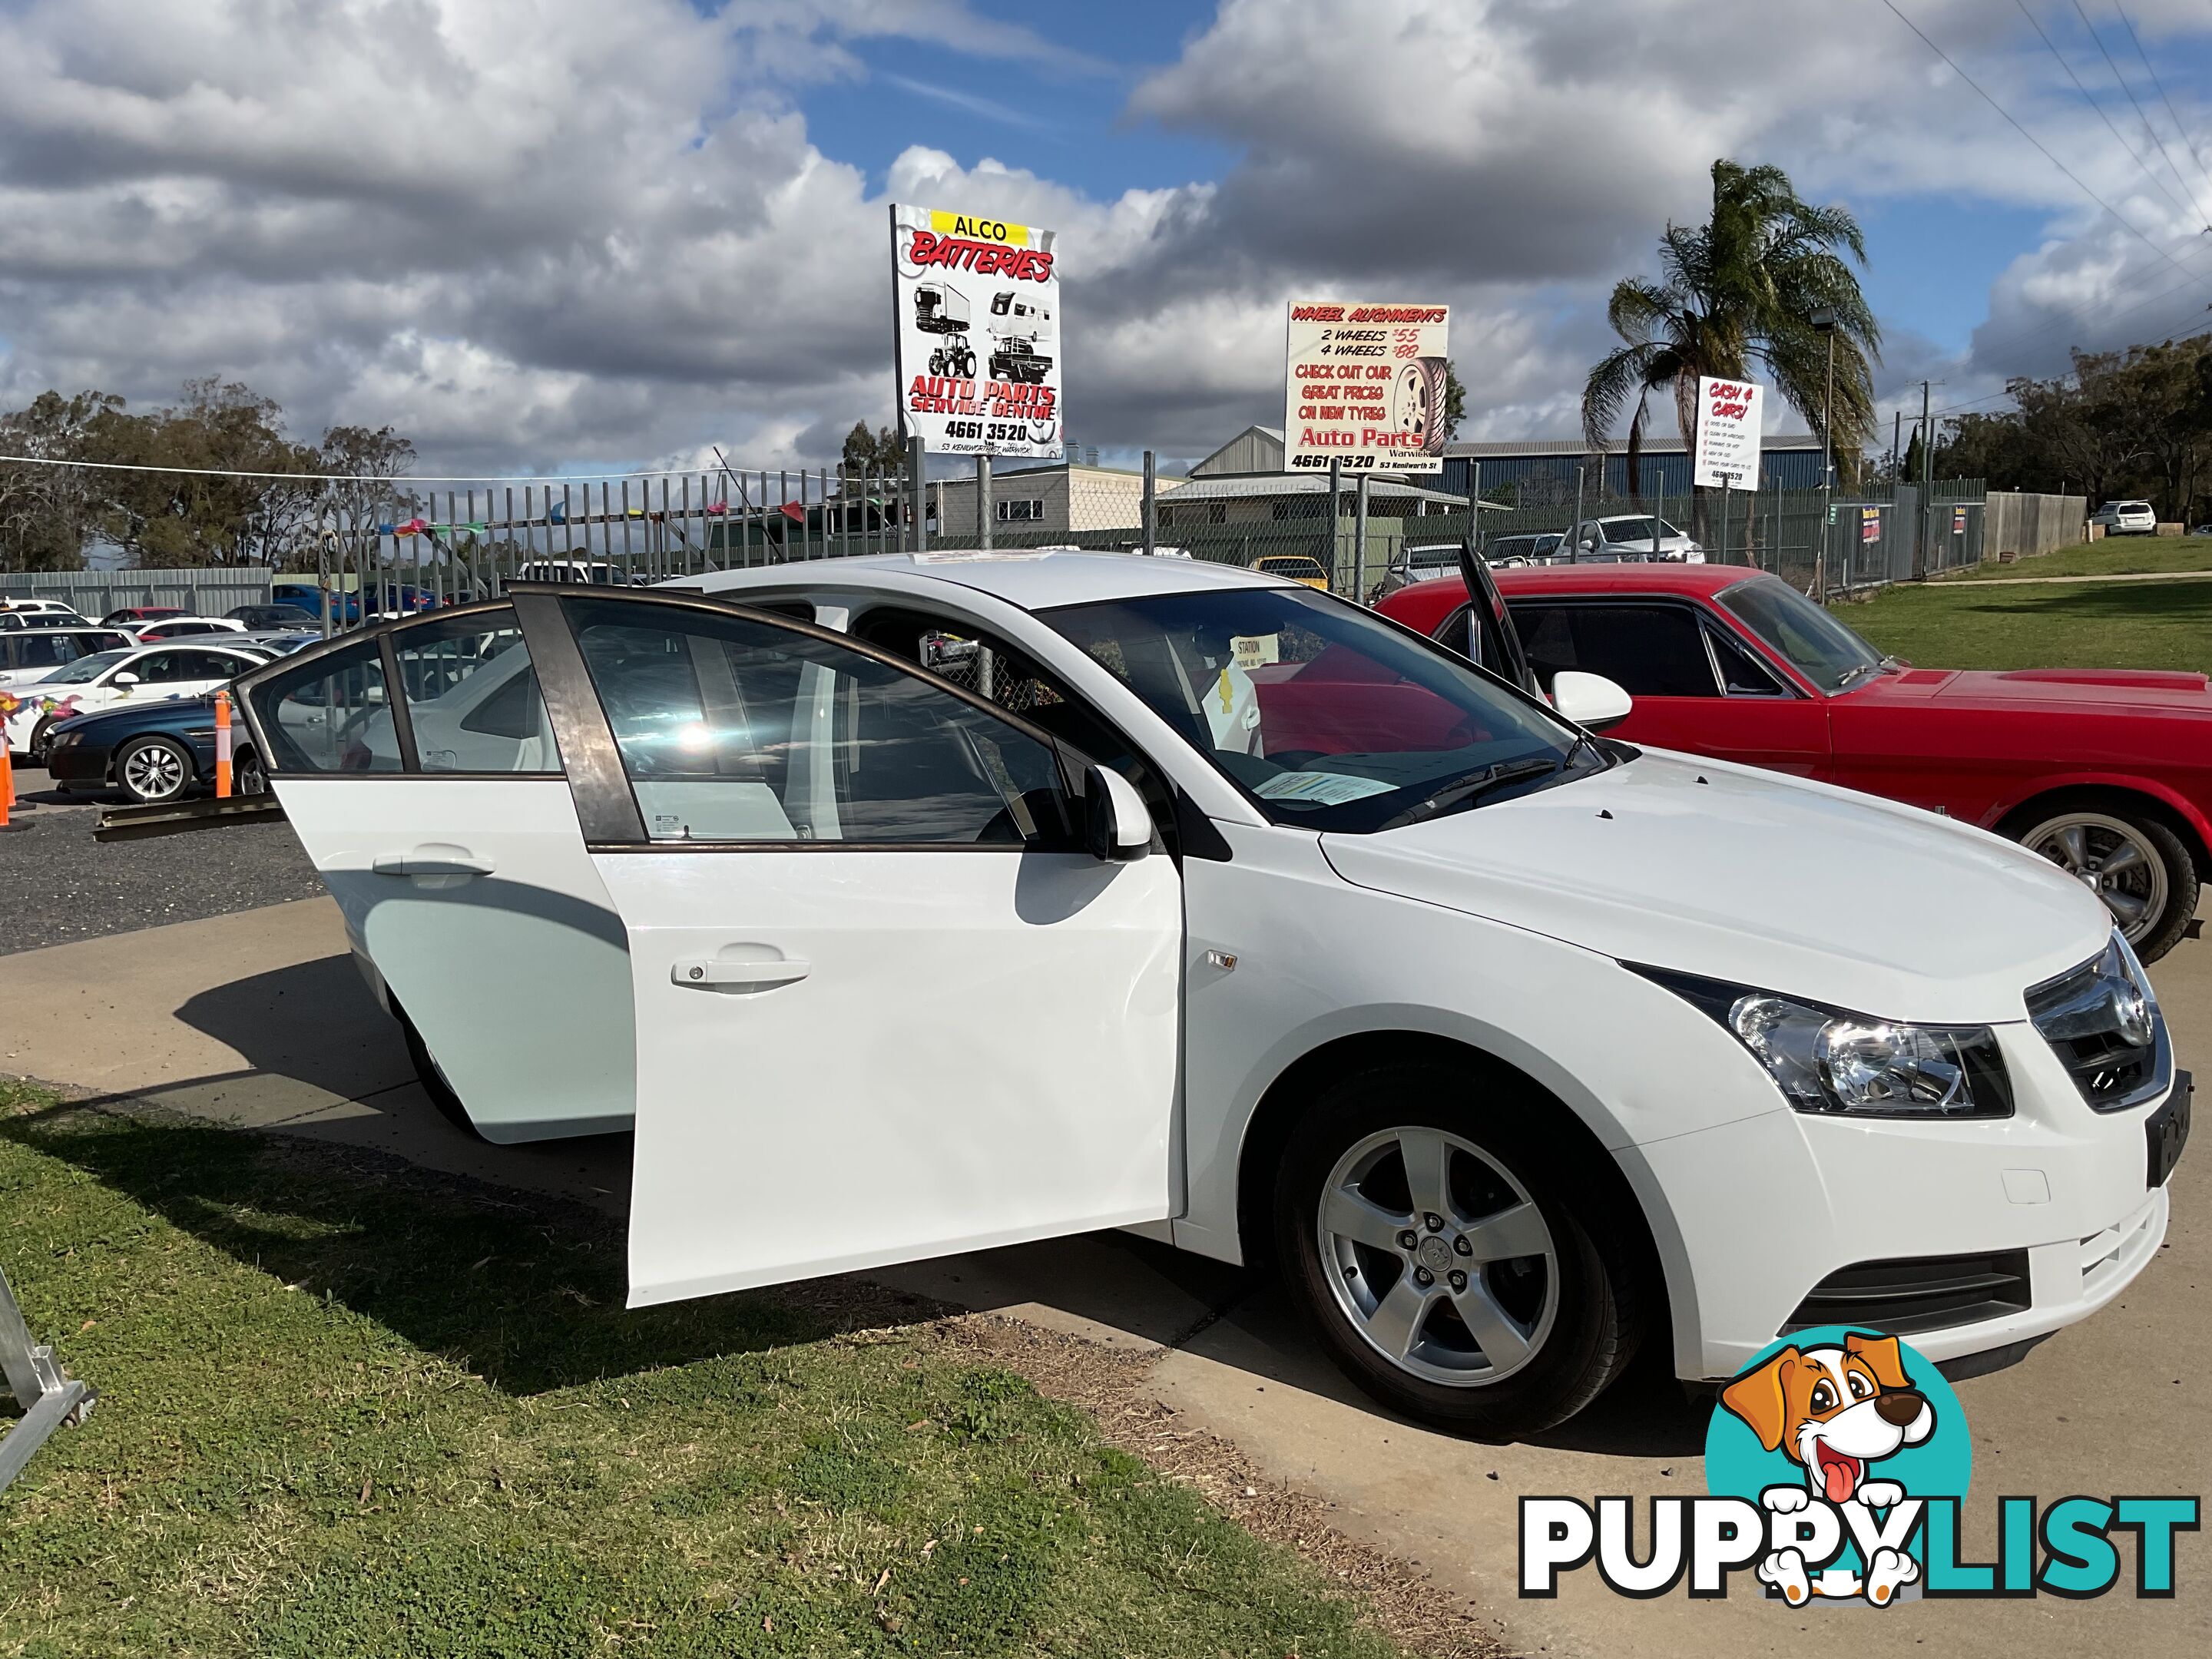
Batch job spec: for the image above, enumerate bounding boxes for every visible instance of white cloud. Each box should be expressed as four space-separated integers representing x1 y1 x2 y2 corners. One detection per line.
1 0 2210 473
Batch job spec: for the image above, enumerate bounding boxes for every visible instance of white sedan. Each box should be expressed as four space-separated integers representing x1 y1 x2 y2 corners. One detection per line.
212 552 2181 1436
3 640 273 761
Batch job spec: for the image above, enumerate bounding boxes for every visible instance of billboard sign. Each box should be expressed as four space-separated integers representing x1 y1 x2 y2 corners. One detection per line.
1693 376 1763 490
1283 303 1450 473
892 204 1061 457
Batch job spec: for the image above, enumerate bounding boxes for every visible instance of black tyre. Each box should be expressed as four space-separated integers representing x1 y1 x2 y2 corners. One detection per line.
2011 800 2198 963
397 1002 485 1141
235 746 267 798
115 734 194 803
28 715 56 766
1273 1060 1646 1439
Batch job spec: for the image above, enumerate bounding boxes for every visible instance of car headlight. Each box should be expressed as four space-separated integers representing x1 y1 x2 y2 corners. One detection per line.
1631 965 2014 1118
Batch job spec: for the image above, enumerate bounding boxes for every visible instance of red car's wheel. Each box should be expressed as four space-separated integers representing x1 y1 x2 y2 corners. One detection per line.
2015 804 2197 963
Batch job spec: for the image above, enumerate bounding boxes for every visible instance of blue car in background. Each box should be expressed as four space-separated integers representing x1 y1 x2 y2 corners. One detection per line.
269 582 362 625
43 695 268 804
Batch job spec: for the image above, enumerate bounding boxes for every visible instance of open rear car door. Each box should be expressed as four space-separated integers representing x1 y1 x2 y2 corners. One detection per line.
512 587 1184 1306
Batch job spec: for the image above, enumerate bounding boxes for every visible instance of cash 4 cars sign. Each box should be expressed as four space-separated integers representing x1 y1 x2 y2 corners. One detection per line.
1283 303 1450 472
892 204 1061 457
1694 375 1763 490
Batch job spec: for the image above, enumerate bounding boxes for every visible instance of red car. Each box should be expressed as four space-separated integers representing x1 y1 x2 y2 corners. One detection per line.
1378 562 2211 960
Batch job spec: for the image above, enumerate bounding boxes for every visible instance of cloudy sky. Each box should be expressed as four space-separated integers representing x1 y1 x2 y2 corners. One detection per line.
2 0 2210 477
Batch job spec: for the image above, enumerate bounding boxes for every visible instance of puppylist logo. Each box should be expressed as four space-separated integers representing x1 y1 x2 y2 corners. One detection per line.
1522 1327 2200 1604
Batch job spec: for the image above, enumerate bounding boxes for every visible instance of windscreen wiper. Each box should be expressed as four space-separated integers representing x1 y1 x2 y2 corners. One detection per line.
1377 757 1563 830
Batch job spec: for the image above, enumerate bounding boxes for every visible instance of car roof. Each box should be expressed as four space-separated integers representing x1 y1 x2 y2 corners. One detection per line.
680 548 1298 609
1488 563 1762 598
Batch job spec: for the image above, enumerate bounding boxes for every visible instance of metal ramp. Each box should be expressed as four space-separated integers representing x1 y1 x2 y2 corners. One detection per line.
0 1264 94 1497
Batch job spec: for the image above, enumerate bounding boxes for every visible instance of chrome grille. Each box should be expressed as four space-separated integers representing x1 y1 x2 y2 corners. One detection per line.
2026 934 2171 1114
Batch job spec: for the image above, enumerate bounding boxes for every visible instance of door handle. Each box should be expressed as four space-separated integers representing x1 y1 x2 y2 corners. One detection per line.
671 958 811 989
373 847 495 877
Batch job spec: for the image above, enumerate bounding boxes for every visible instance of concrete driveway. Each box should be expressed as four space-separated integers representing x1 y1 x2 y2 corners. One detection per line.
2 895 2204 1657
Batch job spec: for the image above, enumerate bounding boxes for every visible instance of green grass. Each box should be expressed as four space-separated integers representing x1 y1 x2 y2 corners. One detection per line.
1938 539 2212 581
1845 574 2212 675
0 1082 1402 1659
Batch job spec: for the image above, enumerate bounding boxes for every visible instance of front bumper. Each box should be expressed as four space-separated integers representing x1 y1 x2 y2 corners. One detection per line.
41 737 114 789
1624 1025 2184 1379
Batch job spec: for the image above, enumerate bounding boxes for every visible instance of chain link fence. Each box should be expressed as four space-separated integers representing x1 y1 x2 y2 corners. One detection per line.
1 454 2085 635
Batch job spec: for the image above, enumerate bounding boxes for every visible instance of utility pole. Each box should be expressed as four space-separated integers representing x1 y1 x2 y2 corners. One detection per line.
977 454 992 551
1811 306 1837 597
1891 409 1902 479
1326 455 1342 590
1141 449 1157 556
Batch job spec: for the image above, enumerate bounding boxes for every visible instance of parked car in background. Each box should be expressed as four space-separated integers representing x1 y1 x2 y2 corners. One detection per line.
101 605 187 627
144 555 2174 1440
1561 515 1704 563
0 628 134 688
1 639 273 762
1371 542 1466 600
270 582 362 624
1378 561 2212 959
2090 500 2157 535
227 604 324 631
129 615 251 643
0 598 89 625
1250 553 1331 590
1484 532 1566 567
228 630 321 657
44 695 267 804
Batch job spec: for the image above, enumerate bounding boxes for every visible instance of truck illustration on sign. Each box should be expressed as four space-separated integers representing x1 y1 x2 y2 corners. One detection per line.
987 291 1055 385
914 282 976 379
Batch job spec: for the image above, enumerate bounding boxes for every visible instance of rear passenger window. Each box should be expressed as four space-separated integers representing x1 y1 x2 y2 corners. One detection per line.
249 635 400 772
392 609 555 773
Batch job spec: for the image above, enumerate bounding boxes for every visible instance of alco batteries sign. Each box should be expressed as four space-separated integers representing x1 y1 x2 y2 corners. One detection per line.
892 204 1061 457
1283 303 1450 472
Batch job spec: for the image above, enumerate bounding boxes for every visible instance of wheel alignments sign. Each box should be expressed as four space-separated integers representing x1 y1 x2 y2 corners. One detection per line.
1284 303 1450 472
892 204 1061 457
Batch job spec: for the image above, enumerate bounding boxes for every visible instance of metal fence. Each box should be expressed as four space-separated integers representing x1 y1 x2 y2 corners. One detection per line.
0 458 2088 634
0 566 273 616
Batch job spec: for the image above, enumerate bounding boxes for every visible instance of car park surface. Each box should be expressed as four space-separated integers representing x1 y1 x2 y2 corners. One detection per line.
1379 561 2212 960
170 550 2182 1439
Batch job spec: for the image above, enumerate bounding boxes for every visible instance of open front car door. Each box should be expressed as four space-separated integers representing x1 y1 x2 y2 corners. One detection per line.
512 586 1184 1306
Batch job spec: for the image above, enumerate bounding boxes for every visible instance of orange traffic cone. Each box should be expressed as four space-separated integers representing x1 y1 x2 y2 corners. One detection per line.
1 737 13 828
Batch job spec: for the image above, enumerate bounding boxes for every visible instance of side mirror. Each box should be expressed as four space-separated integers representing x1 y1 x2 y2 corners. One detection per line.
112 671 141 687
1551 670 1633 731
1084 765 1153 863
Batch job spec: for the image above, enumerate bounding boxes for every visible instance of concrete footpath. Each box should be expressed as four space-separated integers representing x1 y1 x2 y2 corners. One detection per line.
3 896 2206 1657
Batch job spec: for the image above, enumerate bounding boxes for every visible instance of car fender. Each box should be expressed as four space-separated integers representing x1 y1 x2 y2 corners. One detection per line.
1979 767 2212 858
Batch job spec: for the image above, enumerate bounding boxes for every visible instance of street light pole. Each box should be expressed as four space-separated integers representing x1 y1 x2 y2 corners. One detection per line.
1811 306 1837 599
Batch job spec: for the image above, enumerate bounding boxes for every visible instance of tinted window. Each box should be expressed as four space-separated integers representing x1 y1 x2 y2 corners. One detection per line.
249 636 401 772
127 651 196 684
6 634 75 669
392 608 555 773
567 598 1074 846
1510 603 1717 697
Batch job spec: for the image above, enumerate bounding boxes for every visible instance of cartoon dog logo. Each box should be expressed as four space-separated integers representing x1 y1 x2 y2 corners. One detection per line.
1719 1331 1936 1605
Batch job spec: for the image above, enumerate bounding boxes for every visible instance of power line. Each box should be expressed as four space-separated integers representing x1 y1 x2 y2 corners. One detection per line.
2068 0 2206 217
1879 0 2201 276
2012 0 2200 224
1926 305 2212 420
2115 3 2212 207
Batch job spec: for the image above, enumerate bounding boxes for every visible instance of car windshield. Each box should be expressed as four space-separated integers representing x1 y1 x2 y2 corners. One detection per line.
1041 587 1597 832
1717 576 1885 693
1596 518 1681 543
38 649 134 684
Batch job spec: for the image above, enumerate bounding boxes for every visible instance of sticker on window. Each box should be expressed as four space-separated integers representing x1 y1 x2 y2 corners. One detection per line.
1230 634 1281 671
1252 771 1398 806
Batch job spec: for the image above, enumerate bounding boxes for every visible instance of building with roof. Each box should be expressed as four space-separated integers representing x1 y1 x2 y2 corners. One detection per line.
1154 470 1465 528
1440 435 1829 502
924 461 1181 538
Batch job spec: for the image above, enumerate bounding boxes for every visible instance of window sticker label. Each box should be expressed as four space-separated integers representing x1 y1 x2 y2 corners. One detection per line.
1230 634 1280 670
1253 770 1397 806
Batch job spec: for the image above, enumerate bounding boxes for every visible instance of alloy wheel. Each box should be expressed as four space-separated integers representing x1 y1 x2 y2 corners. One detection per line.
121 740 189 802
1316 1125 1559 1387
2023 811 2168 944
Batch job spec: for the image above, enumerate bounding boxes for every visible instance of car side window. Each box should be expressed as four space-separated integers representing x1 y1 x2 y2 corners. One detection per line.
1508 603 1717 697
854 605 1177 846
248 635 402 772
565 597 1076 848
1707 624 1788 697
127 651 188 684
391 608 557 773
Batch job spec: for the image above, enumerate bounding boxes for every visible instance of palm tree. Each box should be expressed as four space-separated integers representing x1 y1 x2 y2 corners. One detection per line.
1582 160 1879 520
